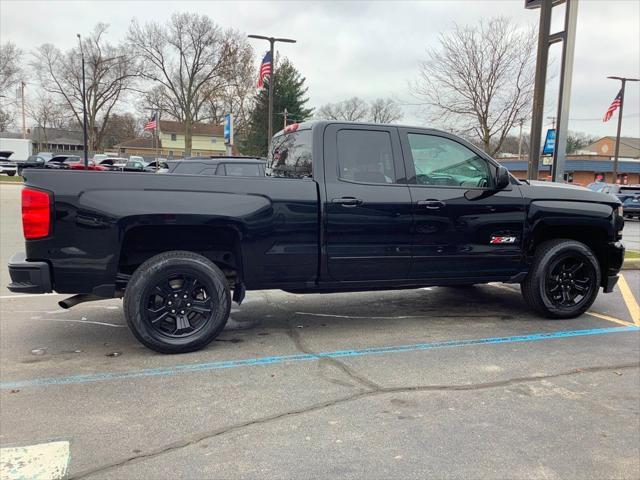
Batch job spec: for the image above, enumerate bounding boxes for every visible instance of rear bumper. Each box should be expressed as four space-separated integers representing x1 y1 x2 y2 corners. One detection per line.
602 241 625 293
7 252 52 294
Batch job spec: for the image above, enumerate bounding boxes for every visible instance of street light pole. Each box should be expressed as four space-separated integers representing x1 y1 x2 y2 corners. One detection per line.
247 34 296 156
77 34 89 168
607 76 639 183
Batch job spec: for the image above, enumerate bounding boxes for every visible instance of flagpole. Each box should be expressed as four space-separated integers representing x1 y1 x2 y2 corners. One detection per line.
607 76 639 183
155 110 160 172
248 34 296 156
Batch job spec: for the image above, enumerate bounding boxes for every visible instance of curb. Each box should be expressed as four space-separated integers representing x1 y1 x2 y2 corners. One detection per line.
622 258 640 270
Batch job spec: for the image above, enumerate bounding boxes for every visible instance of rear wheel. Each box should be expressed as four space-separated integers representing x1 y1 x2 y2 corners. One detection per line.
521 239 600 319
124 251 230 353
7 171 15 176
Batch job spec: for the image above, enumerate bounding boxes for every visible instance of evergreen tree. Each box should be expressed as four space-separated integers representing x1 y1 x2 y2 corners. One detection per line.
241 58 313 156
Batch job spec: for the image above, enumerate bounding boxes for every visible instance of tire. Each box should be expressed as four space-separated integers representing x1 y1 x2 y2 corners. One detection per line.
521 239 600 319
7 171 15 176
124 250 231 353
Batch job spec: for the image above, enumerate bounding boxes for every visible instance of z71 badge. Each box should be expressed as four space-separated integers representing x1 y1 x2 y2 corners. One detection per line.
490 236 518 244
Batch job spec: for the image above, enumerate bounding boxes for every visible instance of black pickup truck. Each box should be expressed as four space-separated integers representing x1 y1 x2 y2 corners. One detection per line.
8 121 625 353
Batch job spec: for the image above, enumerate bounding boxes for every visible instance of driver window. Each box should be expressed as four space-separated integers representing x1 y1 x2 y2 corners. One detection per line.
407 134 491 188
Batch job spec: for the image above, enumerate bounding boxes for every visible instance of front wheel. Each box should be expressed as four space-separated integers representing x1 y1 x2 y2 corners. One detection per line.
7 171 15 176
124 251 231 353
521 239 600 319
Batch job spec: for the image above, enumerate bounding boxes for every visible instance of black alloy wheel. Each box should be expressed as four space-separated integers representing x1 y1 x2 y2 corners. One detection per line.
124 251 231 353
145 273 214 338
521 239 600 319
544 255 595 309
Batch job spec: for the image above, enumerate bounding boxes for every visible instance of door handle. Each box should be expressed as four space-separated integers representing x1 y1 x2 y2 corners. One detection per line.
417 199 446 209
332 197 363 207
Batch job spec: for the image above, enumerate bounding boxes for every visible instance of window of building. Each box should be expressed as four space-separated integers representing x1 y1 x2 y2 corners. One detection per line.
211 137 217 143
407 134 491 188
337 130 396 184
171 133 177 141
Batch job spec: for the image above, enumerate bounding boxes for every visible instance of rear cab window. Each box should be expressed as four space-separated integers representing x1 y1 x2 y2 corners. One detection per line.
268 129 313 179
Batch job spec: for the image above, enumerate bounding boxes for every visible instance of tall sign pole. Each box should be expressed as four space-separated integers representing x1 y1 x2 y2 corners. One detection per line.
248 34 296 156
607 76 638 182
551 0 578 182
77 34 89 167
526 0 553 180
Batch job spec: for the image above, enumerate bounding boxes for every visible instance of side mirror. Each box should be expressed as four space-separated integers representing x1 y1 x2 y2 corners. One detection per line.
495 165 510 190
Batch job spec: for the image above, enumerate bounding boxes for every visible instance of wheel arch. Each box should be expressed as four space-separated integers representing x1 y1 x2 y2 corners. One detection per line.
117 222 244 290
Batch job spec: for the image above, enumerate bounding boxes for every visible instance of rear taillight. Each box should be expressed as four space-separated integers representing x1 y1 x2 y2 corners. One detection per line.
22 188 51 239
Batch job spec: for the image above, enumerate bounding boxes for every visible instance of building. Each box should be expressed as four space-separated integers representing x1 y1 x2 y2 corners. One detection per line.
587 136 640 159
115 120 227 159
30 127 84 154
499 154 640 185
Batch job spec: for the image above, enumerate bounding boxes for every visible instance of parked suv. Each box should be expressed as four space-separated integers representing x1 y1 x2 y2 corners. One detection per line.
164 156 266 177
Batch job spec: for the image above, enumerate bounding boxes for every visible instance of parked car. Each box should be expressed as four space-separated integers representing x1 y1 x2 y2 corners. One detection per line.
0 151 18 176
144 160 169 173
7 121 625 354
621 195 640 219
164 157 266 177
96 157 127 171
122 159 147 172
69 160 108 171
44 155 81 169
36 152 54 162
129 155 145 163
593 183 640 207
17 153 49 175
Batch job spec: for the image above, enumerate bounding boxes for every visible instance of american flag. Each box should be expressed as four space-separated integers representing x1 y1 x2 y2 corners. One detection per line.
144 113 157 131
257 51 272 89
603 90 622 122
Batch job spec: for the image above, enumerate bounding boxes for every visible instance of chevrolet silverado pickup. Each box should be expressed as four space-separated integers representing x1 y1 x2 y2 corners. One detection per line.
8 121 625 353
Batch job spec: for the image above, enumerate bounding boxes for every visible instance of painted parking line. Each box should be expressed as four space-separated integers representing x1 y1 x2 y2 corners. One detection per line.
586 311 634 327
618 274 640 325
0 441 70 480
0 325 637 391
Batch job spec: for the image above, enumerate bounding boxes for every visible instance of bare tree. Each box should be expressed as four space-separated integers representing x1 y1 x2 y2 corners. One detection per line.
0 42 22 131
32 24 139 151
317 97 369 121
369 98 403 123
102 112 141 148
0 109 12 131
200 32 256 141
317 96 403 123
0 42 22 95
26 92 72 149
129 13 239 155
413 17 536 155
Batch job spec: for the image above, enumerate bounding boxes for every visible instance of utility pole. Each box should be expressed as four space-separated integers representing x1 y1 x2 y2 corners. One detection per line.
547 116 556 130
247 34 296 156
77 34 89 167
607 76 639 182
20 82 26 139
517 119 524 161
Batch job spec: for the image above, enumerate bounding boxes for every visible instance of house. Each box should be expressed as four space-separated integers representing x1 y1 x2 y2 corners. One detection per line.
115 120 227 159
30 127 84 154
499 154 640 185
587 136 640 159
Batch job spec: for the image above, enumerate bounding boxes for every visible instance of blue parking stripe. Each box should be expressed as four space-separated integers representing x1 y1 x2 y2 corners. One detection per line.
1 325 638 390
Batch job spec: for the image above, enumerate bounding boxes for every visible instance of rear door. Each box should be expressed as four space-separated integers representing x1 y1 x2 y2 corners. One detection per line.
399 129 525 279
323 124 413 281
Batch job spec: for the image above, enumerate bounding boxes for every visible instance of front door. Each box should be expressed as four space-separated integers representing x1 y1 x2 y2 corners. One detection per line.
323 124 413 282
399 129 525 279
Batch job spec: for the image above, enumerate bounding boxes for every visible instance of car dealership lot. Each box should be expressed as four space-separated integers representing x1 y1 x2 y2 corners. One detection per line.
1 183 639 479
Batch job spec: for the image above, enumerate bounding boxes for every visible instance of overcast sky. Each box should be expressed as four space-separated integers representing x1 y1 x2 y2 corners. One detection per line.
1 0 639 138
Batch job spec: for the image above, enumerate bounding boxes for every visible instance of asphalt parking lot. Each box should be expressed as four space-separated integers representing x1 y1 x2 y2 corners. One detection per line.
0 182 639 479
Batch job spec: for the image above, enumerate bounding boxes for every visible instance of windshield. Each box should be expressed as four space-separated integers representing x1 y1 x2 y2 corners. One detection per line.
268 129 313 179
